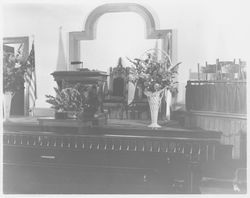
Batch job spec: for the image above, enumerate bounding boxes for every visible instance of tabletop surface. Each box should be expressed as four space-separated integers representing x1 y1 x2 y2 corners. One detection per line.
3 117 222 140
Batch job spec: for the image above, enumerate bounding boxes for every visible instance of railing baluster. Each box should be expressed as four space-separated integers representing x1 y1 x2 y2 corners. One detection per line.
198 144 201 161
206 144 209 161
13 136 16 144
190 145 193 160
213 144 216 160
33 137 36 146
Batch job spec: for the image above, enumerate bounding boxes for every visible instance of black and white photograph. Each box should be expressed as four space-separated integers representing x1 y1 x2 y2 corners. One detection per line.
1 0 248 195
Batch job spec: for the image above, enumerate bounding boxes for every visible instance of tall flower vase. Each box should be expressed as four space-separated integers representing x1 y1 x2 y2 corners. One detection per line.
3 92 13 121
145 89 165 128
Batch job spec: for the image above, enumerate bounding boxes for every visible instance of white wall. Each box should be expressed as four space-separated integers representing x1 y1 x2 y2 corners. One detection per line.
2 0 249 107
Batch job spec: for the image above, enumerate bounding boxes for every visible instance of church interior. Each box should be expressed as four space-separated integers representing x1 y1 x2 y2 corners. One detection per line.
1 0 248 195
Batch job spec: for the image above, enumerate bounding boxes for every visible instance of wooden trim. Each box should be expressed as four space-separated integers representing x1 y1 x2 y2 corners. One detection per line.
187 80 247 84
3 37 29 61
185 110 247 120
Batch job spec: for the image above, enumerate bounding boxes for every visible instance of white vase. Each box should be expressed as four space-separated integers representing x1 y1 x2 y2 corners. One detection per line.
3 92 13 121
145 89 165 128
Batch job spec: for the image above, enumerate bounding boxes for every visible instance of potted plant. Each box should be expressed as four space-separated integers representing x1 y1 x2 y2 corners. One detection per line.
45 86 82 119
128 49 181 128
45 84 100 120
3 52 29 120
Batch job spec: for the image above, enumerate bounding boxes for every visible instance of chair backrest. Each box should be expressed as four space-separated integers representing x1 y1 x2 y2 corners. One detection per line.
195 59 247 81
216 58 236 73
196 62 218 81
216 59 244 80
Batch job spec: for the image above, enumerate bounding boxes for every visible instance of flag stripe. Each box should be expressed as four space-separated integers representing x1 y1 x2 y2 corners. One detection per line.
25 41 37 111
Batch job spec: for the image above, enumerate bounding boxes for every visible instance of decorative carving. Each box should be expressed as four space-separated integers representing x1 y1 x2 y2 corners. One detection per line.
103 58 130 119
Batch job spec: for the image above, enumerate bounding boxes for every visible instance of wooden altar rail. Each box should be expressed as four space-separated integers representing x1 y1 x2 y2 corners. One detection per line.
3 131 221 163
3 132 200 193
3 129 227 193
4 117 233 193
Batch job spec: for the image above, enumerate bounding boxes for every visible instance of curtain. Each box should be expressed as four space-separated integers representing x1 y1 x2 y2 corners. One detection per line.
185 82 246 114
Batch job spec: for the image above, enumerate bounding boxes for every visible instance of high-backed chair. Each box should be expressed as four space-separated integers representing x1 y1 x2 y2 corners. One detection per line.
108 57 129 99
103 58 129 119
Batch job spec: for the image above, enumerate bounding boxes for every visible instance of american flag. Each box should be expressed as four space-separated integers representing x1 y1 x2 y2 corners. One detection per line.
25 42 37 113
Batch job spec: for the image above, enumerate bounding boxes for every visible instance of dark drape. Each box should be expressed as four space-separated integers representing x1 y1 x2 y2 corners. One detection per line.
186 81 246 114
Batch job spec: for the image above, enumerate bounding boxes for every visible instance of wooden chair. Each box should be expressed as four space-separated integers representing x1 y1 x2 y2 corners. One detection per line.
193 62 217 81
216 59 238 80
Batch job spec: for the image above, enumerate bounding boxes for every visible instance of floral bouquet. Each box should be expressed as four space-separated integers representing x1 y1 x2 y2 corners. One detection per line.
45 87 82 112
3 49 33 120
128 49 181 128
46 83 100 119
3 53 28 94
128 49 181 95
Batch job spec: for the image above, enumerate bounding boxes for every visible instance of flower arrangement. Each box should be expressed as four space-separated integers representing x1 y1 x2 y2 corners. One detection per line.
45 87 82 112
128 49 181 128
128 49 181 95
3 53 28 94
45 83 100 118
